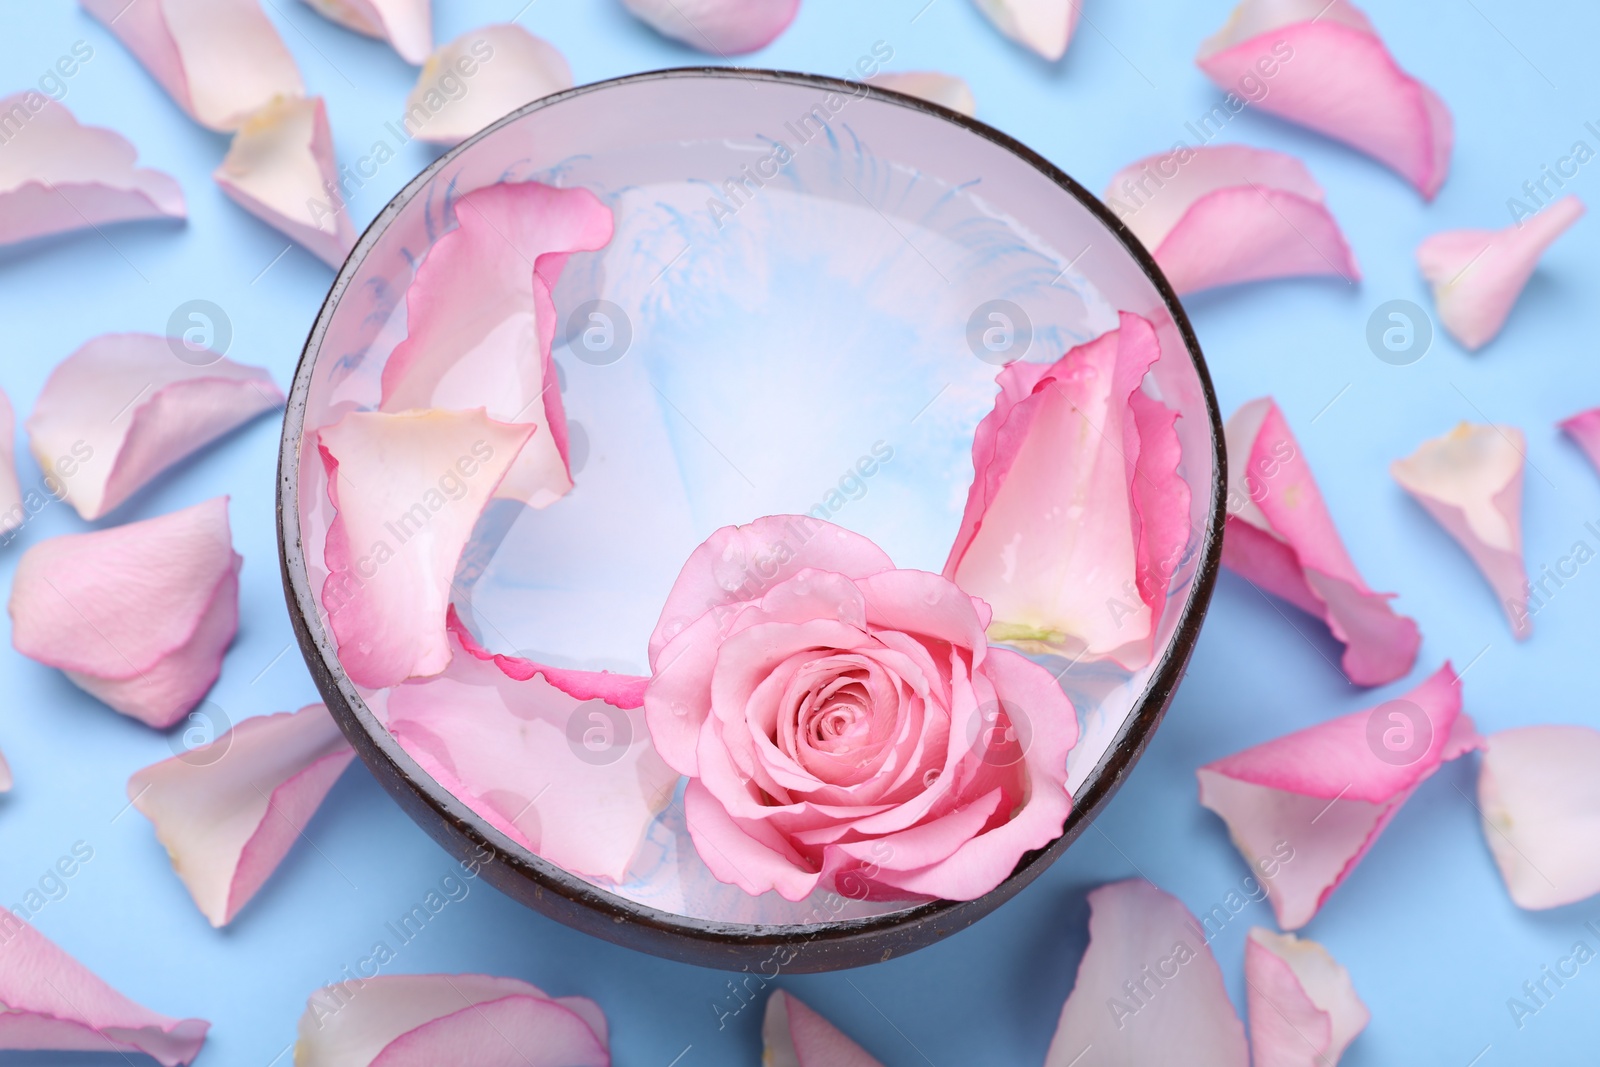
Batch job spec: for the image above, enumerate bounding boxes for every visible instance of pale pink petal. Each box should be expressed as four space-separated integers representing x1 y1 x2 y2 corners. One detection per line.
388 626 676 882
380 181 612 507
214 96 355 268
300 0 433 64
0 94 184 247
1417 196 1584 350
1106 145 1358 295
79 0 304 131
1198 663 1479 929
128 704 354 927
971 0 1082 61
9 497 240 728
0 388 20 537
762 990 883 1067
1044 879 1249 1066
869 72 976 117
1246 928 1369 1067
1560 407 1600 476
1196 0 1452 198
296 973 607 1067
26 333 283 521
621 0 799 54
319 409 535 690
945 312 1191 669
405 26 572 146
0 747 11 792
0 908 208 1064
1223 397 1419 685
1478 725 1600 910
1391 422 1529 638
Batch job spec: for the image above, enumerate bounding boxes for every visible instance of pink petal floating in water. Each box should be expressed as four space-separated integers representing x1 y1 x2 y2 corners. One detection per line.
9 497 240 728
869 72 977 117
448 606 649 708
1223 397 1420 686
214 96 356 268
1044 879 1249 1066
763 990 883 1067
129 703 355 927
1196 0 1452 198
1560 407 1600 476
944 312 1191 670
0 388 21 538
1478 725 1600 910
0 908 208 1064
1106 145 1358 295
319 409 535 690
1391 422 1530 638
1246 927 1369 1067
621 0 799 54
1417 196 1584 351
299 0 433 64
381 181 613 507
405 26 573 146
79 0 304 131
26 333 283 522
971 0 1082 61
295 973 608 1067
1198 663 1481 930
0 94 185 248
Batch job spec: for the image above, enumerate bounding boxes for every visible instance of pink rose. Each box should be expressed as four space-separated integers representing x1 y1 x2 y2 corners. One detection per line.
644 516 1078 903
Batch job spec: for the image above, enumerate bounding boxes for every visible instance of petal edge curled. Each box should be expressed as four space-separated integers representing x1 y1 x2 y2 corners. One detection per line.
620 0 799 54
762 990 884 1067
405 26 573 146
1478 725 1600 910
1246 927 1370 1067
299 0 433 64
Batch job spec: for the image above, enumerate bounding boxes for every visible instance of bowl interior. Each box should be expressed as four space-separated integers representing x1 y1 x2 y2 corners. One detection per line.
284 70 1220 937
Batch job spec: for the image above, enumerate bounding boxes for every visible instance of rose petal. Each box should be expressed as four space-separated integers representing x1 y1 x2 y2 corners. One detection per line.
1223 397 1420 685
1106 145 1358 295
1246 927 1369 1067
1391 422 1529 638
971 0 1082 61
299 0 433 64
0 388 21 537
1417 195 1584 350
405 26 572 146
1198 663 1480 929
1044 879 1249 1066
762 990 883 1067
868 72 976 116
0 747 12 792
1560 407 1600 477
380 180 613 507
79 0 304 131
9 497 239 728
26 333 283 521
213 95 356 268
620 0 799 54
295 973 607 1067
319 409 535 690
1478 725 1600 910
0 94 185 247
448 606 648 707
0 908 208 1064
128 703 354 927
1196 0 1452 198
945 312 1191 669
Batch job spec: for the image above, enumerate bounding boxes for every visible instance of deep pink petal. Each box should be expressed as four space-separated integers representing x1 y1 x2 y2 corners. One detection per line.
1478 725 1600 910
1560 407 1600 477
79 0 304 131
129 704 354 926
0 911 207 1064
300 0 432 64
1246 927 1369 1067
1196 0 1452 198
9 497 239 728
869 72 977 116
1107 145 1358 294
406 26 572 145
447 606 648 707
0 388 21 537
1044 879 1249 1066
762 990 883 1067
1223 397 1420 685
214 96 356 268
971 0 1082 61
320 410 534 689
1392 422 1529 638
1418 196 1584 350
26 333 282 521
621 0 799 54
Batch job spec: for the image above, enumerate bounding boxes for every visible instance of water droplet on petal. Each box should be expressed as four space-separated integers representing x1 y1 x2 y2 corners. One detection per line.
670 701 691 718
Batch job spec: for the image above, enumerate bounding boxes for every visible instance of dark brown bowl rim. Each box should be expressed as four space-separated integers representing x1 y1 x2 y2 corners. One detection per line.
277 66 1226 973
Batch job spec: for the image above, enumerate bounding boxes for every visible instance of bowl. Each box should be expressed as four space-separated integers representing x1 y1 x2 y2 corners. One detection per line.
278 67 1225 972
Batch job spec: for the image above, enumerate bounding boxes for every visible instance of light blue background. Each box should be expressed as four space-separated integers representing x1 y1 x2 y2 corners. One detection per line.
2 0 1597 1063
